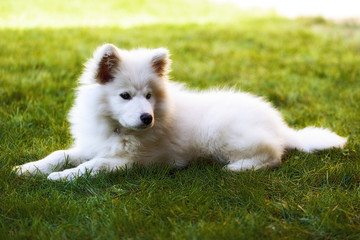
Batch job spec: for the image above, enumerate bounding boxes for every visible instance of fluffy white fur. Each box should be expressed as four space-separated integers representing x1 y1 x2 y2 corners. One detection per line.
14 44 347 180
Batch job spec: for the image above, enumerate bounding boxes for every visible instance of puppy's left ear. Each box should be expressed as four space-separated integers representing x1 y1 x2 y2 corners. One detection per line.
151 48 171 78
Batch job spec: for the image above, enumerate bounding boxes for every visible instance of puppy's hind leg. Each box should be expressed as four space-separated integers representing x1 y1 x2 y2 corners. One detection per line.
223 138 284 172
13 148 91 176
224 153 281 172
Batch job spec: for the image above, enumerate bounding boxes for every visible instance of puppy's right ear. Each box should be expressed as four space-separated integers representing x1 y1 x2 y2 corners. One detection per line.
94 44 121 84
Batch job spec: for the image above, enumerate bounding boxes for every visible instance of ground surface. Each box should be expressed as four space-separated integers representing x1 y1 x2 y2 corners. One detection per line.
0 0 359 239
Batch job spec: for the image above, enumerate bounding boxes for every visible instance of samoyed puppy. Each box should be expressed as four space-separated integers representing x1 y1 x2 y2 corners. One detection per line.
14 44 347 180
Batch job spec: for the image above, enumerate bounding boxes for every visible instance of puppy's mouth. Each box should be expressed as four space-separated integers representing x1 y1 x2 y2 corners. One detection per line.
114 123 154 134
120 122 154 131
134 123 154 130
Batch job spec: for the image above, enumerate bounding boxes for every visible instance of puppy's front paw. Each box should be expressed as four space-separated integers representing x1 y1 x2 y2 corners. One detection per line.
13 163 42 176
47 169 80 181
13 161 53 176
47 172 64 181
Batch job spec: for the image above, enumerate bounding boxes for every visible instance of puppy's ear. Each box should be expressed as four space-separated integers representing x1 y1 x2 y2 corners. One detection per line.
94 44 121 84
151 48 171 78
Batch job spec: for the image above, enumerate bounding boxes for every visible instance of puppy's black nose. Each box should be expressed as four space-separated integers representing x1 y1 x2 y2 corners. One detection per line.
140 113 153 126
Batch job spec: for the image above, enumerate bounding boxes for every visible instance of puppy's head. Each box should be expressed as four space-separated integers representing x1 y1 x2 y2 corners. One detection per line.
82 44 170 131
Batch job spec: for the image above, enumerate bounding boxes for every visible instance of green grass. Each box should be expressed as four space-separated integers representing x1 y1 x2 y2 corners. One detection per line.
1 0 360 239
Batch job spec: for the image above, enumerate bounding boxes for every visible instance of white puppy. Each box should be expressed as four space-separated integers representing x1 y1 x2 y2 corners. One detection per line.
14 44 347 180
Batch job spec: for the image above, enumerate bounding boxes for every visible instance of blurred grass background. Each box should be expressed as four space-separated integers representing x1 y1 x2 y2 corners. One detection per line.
0 0 359 239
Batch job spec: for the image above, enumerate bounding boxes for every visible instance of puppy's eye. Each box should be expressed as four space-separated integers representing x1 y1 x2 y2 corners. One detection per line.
146 93 152 100
120 92 131 100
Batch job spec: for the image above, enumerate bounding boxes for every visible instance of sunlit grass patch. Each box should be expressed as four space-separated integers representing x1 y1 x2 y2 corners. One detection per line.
0 0 264 28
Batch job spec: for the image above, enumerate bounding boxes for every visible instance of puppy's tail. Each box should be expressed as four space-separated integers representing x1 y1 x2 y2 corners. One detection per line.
284 127 347 153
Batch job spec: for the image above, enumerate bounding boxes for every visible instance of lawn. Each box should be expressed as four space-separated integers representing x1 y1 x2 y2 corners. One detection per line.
1 0 360 239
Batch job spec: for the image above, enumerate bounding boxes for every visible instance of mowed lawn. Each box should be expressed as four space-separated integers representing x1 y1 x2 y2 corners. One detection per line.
1 0 360 239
